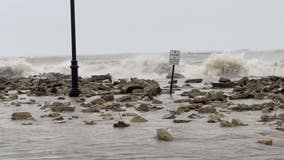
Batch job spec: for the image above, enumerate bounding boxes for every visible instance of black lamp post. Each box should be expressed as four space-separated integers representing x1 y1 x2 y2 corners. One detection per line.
69 0 80 97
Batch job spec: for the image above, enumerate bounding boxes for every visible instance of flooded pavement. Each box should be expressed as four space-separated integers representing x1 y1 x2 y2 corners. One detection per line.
0 79 284 160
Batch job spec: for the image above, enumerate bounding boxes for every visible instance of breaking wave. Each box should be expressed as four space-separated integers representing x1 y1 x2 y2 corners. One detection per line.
0 50 283 79
203 53 248 78
0 58 33 78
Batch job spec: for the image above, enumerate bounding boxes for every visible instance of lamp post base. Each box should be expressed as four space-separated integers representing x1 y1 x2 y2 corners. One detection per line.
69 88 80 97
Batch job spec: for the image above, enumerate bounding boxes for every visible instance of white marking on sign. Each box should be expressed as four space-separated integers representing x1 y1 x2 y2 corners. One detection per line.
169 50 181 65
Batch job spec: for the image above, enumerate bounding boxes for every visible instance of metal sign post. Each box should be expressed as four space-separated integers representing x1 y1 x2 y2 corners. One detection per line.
69 0 80 97
169 50 181 95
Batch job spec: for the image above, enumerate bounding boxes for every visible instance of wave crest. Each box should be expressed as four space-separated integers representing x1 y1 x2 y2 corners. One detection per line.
203 53 248 78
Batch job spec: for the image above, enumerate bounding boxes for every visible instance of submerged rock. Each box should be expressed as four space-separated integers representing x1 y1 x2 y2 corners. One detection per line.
84 120 97 125
157 128 173 141
257 139 273 146
100 112 113 120
220 120 233 127
130 115 148 123
162 112 176 119
208 114 222 123
188 113 204 119
12 112 34 120
276 127 284 132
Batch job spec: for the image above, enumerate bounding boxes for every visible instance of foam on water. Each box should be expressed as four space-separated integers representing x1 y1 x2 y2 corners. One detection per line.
1 50 283 79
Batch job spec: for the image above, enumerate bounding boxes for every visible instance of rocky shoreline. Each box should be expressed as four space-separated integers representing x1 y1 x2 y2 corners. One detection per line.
1 73 284 144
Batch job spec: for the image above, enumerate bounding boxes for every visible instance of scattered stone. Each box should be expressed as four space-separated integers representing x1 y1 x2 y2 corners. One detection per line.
50 102 75 112
89 74 112 82
72 115 79 119
192 95 210 104
11 101 21 107
84 120 97 125
173 119 192 123
259 114 276 122
12 112 34 120
220 120 233 127
116 95 134 102
230 92 253 100
184 79 203 83
91 98 105 105
199 105 217 114
188 113 204 119
174 99 189 103
136 103 151 112
162 112 176 119
57 96 66 100
208 114 222 123
21 122 33 125
130 115 148 123
44 112 61 118
53 116 64 121
125 102 134 108
209 91 226 101
257 139 273 146
100 112 114 120
76 97 85 103
122 112 138 117
231 119 248 126
113 121 130 128
152 99 163 104
81 107 100 113
157 128 173 141
54 121 66 124
276 127 284 132
101 94 114 102
175 105 190 115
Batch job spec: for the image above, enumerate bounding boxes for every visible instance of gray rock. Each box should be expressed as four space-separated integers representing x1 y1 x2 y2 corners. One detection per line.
157 128 173 141
12 112 34 120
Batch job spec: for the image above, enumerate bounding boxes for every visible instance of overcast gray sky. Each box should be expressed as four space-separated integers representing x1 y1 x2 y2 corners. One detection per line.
0 0 283 56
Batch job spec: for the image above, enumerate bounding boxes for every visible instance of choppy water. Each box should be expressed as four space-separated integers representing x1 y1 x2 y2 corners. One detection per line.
0 79 284 160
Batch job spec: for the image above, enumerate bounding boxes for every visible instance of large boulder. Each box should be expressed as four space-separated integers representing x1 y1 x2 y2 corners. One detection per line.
89 74 112 82
121 78 161 96
209 91 226 101
12 112 34 120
